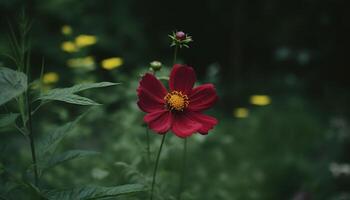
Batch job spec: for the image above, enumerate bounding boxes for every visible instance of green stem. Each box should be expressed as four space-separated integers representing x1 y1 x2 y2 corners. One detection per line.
177 138 187 200
146 127 151 164
26 92 39 187
18 95 26 128
173 45 178 65
150 134 167 200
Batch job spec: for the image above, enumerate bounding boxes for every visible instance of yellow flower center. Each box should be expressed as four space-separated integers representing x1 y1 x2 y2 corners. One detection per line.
164 91 189 111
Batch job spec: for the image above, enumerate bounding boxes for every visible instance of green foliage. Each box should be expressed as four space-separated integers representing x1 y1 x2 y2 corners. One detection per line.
42 94 101 106
38 150 100 172
42 184 146 200
0 165 44 199
0 67 27 106
37 115 84 158
0 113 19 128
38 82 120 106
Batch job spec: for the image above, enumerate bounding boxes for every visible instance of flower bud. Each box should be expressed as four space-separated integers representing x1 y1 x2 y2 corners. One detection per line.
150 61 162 71
169 30 193 48
175 31 186 40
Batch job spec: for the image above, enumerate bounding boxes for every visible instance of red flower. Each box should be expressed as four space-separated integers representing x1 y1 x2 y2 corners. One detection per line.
137 64 218 138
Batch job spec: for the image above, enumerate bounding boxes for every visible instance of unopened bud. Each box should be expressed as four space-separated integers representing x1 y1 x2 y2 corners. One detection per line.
175 31 186 41
150 61 162 71
169 30 193 48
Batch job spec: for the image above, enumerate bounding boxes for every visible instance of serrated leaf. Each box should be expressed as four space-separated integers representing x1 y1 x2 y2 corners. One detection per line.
37 115 84 157
41 94 100 106
42 184 146 200
0 113 19 127
38 82 119 105
0 67 27 106
44 82 119 95
0 165 44 198
39 150 99 171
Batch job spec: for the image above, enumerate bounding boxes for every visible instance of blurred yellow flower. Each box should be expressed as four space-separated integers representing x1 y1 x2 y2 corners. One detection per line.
250 95 271 106
67 56 95 70
233 107 249 118
101 57 123 70
61 25 72 35
61 41 78 53
43 72 59 84
75 34 97 47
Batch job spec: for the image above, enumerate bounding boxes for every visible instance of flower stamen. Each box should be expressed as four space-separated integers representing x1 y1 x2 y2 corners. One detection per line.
164 91 189 111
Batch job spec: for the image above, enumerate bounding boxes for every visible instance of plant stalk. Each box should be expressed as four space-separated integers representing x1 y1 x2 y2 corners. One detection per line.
177 138 187 200
26 92 39 187
173 45 178 65
150 134 167 200
146 126 151 164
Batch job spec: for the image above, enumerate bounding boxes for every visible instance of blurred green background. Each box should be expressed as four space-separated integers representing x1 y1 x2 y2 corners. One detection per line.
0 0 349 199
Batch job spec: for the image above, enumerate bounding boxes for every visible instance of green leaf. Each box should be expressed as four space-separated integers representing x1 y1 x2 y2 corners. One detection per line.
39 150 99 171
41 94 100 106
38 82 119 106
57 82 119 93
37 115 84 157
0 67 27 106
42 184 146 200
0 113 19 127
0 164 44 198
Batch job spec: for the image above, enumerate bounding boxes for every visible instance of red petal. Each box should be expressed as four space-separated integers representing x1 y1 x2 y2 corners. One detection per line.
171 112 202 138
169 64 196 94
187 112 218 135
137 90 164 113
188 84 218 111
137 73 167 113
144 110 172 134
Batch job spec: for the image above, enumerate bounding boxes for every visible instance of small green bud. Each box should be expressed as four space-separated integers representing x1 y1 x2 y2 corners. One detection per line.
150 61 162 71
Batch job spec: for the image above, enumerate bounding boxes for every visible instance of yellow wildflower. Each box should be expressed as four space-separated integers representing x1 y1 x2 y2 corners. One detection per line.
67 56 95 70
101 57 123 70
75 35 97 47
250 95 271 106
43 72 59 84
61 41 78 53
233 107 249 118
61 25 72 35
